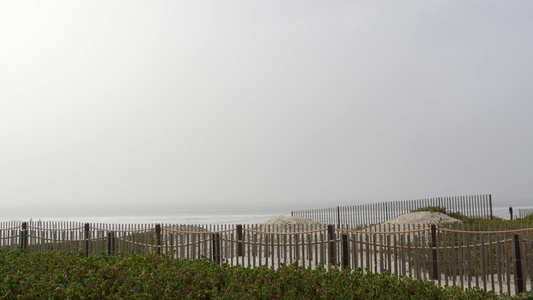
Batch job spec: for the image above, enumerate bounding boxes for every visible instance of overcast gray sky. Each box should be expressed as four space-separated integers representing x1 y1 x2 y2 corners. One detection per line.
1 1 532 212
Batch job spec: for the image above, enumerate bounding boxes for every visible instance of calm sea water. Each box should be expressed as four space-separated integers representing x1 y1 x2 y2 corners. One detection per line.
2 205 292 225
1 205 518 225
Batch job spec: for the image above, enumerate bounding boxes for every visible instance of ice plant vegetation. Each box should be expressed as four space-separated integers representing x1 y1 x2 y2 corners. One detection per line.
0 248 524 299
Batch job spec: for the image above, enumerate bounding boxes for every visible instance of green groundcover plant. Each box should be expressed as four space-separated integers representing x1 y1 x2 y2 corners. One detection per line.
0 248 510 299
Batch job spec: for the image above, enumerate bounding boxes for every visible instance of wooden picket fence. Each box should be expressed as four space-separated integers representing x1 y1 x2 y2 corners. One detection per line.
519 208 533 219
1 220 532 296
292 194 493 228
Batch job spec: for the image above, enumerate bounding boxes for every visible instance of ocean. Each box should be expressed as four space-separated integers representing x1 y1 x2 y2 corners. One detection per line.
2 205 293 225
1 205 518 225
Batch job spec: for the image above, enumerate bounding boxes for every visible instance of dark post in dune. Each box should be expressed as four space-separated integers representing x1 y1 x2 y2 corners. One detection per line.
20 222 28 251
336 206 341 229
84 223 90 257
237 225 243 257
212 233 221 264
489 194 493 220
155 224 161 255
430 224 439 280
513 234 524 293
328 225 336 265
342 233 349 269
107 231 115 256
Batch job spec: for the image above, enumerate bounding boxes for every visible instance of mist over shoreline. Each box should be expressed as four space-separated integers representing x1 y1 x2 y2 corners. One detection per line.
1 1 532 214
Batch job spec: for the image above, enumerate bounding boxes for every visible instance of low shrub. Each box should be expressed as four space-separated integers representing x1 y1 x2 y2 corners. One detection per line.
522 213 533 222
0 249 500 299
410 206 447 214
410 206 531 225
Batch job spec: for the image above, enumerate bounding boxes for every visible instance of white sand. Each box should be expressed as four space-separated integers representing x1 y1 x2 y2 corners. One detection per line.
262 216 322 226
261 212 461 228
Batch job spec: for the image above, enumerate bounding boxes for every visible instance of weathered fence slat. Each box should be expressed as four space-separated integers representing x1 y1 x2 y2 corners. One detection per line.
518 208 533 219
503 225 511 295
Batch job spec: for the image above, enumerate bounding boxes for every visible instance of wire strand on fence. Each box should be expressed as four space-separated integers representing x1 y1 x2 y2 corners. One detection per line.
26 225 85 231
88 226 156 232
114 237 159 248
0 225 23 231
243 228 327 235
220 237 339 247
439 227 533 234
161 227 236 234
338 228 431 234
0 235 20 240
26 235 106 242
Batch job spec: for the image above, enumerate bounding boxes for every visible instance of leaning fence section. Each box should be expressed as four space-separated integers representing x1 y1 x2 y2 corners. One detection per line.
292 194 493 228
519 208 533 219
1 220 532 296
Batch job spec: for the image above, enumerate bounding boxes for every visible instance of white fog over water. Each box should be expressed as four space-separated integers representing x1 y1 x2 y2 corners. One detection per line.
3 205 292 224
1 205 519 225
1 1 533 219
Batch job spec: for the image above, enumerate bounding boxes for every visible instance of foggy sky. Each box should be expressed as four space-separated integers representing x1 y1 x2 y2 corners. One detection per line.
1 1 532 212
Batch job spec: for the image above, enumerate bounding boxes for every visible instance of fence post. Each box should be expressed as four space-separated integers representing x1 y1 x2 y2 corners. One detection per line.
20 222 28 251
430 224 439 280
385 202 389 222
342 233 349 269
513 234 524 293
212 233 221 264
489 194 493 220
237 225 243 257
337 207 341 228
155 224 161 255
328 225 336 265
107 232 114 256
84 223 90 257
